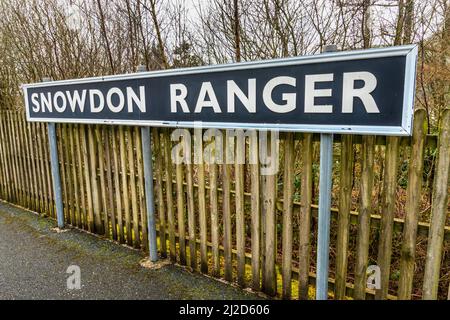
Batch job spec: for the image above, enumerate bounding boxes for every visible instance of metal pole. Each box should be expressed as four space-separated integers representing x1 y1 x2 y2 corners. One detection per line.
42 77 64 229
137 65 158 262
316 44 337 300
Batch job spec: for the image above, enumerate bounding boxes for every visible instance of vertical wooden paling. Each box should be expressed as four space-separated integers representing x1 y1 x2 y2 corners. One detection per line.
58 124 69 224
112 127 124 243
135 127 148 250
422 109 450 299
235 130 245 286
152 128 167 257
375 136 399 300
127 127 140 248
196 129 208 274
298 133 313 300
41 123 54 217
96 126 110 238
62 124 74 225
119 126 132 244
222 130 232 282
335 134 354 299
104 126 117 240
175 135 187 265
163 129 176 262
282 132 294 299
68 124 81 228
398 109 427 299
250 130 261 291
81 125 95 232
354 135 375 299
263 131 277 296
88 125 103 234
186 145 197 270
209 132 219 277
75 125 88 229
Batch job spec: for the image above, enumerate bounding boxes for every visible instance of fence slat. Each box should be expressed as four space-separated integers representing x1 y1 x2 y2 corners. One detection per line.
163 129 176 262
282 132 294 299
97 126 110 238
104 126 117 240
354 135 375 299
68 125 81 228
176 141 187 265
422 109 449 299
398 109 427 299
197 130 208 274
135 127 148 251
250 131 261 291
298 133 313 300
112 127 124 242
75 125 88 230
263 132 277 297
153 128 167 257
128 127 140 248
210 135 220 277
376 136 400 300
335 134 354 299
236 130 246 286
222 131 232 281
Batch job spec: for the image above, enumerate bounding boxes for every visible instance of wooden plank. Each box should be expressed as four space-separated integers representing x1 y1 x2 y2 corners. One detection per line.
422 109 449 299
250 130 260 291
0 114 11 201
354 135 375 299
97 126 110 238
75 124 88 229
209 132 219 277
119 126 132 245
41 123 54 217
263 132 277 297
197 129 208 274
112 127 124 243
235 130 245 285
175 138 187 265
298 133 313 300
135 127 148 250
88 125 103 234
335 134 354 299
282 132 294 299
18 113 31 208
163 129 176 262
375 136 399 300
58 124 69 224
222 130 232 282
62 124 74 225
81 125 94 232
6 112 19 204
104 126 117 240
127 127 140 248
34 121 45 214
398 109 427 299
152 128 167 257
68 124 82 228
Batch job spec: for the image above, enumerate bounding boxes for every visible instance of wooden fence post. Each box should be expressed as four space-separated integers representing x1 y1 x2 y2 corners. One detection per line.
422 109 449 299
398 109 427 299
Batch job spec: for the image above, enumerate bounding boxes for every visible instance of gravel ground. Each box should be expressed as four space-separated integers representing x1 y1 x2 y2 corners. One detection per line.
0 201 261 300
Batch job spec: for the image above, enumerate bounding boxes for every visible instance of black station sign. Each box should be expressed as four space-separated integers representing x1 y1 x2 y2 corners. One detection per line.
22 45 417 135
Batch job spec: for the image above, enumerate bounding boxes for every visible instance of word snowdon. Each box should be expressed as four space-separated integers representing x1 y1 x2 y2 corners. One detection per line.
23 45 417 135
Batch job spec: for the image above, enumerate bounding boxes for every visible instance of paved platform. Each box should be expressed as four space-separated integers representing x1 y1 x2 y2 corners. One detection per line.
0 201 259 300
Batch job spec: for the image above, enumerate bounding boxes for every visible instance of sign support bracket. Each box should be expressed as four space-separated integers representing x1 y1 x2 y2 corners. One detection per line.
43 77 65 229
137 65 159 262
316 45 337 300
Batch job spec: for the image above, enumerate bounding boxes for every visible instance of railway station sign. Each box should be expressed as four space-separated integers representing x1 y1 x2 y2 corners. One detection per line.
22 45 417 135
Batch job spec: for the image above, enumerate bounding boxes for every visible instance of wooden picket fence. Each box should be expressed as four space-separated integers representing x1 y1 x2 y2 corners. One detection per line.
0 108 448 300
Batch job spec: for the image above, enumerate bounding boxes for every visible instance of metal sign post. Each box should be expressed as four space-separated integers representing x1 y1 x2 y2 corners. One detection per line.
137 65 159 262
43 77 64 229
315 45 337 300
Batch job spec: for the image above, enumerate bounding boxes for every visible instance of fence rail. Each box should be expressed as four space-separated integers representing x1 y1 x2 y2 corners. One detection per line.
0 108 449 300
